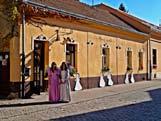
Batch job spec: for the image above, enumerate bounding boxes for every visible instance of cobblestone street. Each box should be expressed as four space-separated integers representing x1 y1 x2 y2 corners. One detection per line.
1 80 161 121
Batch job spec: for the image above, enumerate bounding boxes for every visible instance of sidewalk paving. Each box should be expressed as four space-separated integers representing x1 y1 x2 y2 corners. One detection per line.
0 80 161 107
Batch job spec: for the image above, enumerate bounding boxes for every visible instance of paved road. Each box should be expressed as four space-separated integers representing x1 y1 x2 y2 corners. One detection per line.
1 80 161 121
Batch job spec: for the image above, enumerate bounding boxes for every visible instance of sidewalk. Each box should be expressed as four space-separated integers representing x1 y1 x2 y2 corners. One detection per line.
0 80 161 107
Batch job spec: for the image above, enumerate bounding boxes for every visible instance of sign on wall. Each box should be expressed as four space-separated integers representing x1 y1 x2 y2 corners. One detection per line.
2 59 7 66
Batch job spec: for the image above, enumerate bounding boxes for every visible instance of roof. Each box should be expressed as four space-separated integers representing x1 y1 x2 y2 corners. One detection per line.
24 0 144 34
95 3 161 33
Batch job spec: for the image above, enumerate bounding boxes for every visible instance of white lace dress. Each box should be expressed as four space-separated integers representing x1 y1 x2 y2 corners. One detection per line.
60 70 71 102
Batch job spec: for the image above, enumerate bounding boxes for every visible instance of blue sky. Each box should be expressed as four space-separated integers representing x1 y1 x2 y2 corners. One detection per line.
80 0 161 26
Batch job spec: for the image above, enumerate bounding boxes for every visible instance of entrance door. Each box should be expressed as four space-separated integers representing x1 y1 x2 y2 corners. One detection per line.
33 41 45 95
0 52 10 96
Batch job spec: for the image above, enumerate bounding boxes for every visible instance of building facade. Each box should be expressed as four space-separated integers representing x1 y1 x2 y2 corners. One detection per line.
96 3 161 80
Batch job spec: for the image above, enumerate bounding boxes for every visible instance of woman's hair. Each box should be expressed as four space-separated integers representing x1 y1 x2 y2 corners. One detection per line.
60 62 67 71
51 62 57 72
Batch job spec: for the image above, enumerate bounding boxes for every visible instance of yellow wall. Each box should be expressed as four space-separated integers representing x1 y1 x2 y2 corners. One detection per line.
16 20 148 81
0 3 20 82
7 14 150 83
151 40 161 78
10 37 21 82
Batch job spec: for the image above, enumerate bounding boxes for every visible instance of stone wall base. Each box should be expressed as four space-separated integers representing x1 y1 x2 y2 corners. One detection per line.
0 73 147 99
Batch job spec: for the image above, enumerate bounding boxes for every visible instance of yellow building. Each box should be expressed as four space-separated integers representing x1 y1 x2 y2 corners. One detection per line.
0 0 161 98
96 4 161 80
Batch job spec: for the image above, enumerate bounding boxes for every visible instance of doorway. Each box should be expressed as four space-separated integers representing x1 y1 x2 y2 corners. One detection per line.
0 52 10 96
33 41 45 95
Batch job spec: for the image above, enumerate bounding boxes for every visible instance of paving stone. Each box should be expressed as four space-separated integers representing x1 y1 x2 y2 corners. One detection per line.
0 80 161 121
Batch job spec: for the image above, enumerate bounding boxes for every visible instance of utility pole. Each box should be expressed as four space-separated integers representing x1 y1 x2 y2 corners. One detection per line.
21 6 26 99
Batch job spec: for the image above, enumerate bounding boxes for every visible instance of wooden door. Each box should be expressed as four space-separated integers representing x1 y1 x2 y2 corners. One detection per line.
33 41 45 95
0 52 10 96
0 52 10 82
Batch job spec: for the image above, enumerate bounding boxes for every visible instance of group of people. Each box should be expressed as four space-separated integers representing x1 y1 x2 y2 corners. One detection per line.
47 62 71 103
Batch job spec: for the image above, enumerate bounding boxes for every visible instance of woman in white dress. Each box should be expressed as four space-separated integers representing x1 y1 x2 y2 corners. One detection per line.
60 62 71 102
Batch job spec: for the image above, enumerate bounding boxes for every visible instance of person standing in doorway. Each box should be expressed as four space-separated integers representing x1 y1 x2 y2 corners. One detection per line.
60 62 71 102
47 62 61 103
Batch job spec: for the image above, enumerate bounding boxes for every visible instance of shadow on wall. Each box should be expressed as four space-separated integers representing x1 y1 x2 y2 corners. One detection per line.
49 88 161 121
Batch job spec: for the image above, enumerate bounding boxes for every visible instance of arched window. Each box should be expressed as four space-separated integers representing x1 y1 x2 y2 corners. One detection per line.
138 51 143 70
152 49 157 69
127 50 132 70
102 47 110 70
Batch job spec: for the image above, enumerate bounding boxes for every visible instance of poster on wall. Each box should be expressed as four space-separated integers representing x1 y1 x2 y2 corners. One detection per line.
2 59 7 66
5 54 8 59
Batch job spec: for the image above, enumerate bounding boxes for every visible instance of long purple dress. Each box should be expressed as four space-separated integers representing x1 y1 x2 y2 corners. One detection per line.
48 68 60 102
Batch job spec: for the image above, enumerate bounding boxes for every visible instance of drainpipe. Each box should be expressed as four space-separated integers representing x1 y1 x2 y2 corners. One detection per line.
21 7 26 98
116 38 118 84
149 39 152 80
147 39 149 80
147 29 152 81
87 32 89 89
147 34 152 80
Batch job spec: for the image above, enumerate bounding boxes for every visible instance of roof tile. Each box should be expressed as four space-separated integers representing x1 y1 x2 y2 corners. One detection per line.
27 0 139 32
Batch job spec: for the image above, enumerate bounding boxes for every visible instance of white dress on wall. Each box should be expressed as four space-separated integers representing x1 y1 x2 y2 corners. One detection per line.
74 73 82 91
130 72 135 83
125 73 130 84
107 73 113 86
99 74 105 87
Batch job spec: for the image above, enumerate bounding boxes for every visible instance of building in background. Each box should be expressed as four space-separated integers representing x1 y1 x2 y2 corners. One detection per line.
95 3 161 80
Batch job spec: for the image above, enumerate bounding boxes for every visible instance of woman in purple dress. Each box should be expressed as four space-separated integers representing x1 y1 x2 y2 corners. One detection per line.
48 62 61 102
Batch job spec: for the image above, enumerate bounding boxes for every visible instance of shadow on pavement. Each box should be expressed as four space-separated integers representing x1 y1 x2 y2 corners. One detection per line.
0 101 57 108
50 88 161 121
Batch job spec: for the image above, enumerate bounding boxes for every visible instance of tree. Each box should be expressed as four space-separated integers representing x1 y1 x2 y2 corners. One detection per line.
119 3 128 13
0 0 19 51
